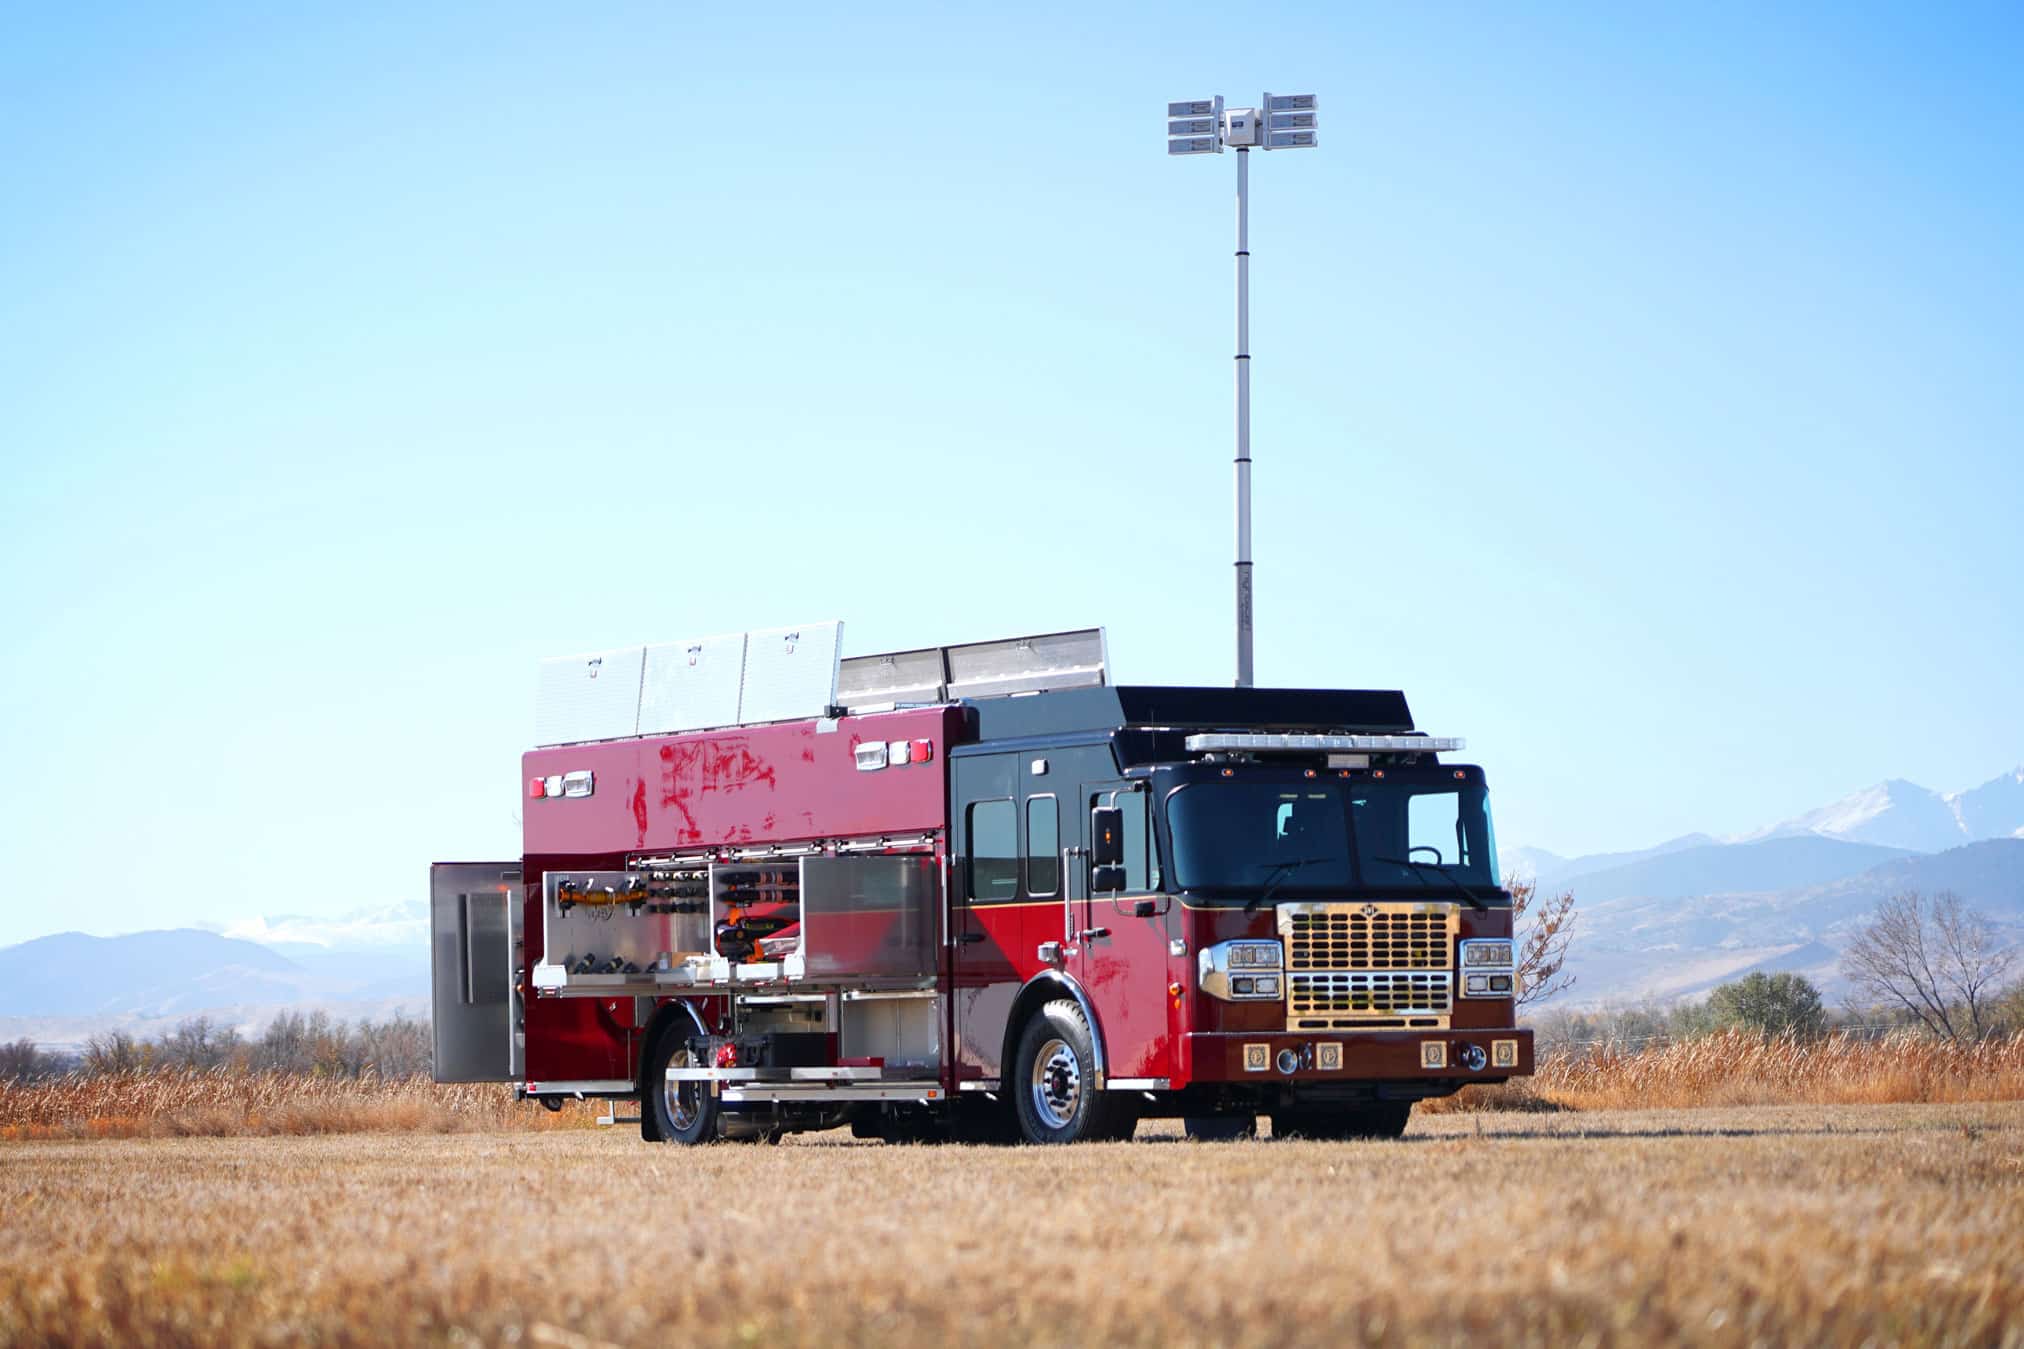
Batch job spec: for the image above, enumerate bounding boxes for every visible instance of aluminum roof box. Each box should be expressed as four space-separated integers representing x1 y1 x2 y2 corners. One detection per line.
966 686 1414 740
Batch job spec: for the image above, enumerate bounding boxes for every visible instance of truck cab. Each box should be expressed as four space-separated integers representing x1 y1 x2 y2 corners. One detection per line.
947 688 1530 1142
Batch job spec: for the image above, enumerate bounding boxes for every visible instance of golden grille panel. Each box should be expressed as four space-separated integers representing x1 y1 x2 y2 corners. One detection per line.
1290 971 1453 1020
1283 907 1453 972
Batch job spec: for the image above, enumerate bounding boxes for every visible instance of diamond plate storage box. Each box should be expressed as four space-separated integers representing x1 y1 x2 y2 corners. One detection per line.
738 621 843 724
534 646 645 746
639 632 746 735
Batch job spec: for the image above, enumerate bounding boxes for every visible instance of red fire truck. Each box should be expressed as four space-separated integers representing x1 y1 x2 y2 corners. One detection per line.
431 623 1531 1143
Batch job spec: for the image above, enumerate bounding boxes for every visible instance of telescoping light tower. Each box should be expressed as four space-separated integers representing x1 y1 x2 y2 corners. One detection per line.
1169 92 1317 688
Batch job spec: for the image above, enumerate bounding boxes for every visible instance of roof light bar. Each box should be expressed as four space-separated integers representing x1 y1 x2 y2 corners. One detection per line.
1184 733 1465 754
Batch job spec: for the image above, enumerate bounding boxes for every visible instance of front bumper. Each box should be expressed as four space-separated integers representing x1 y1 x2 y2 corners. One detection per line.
1180 1027 1534 1085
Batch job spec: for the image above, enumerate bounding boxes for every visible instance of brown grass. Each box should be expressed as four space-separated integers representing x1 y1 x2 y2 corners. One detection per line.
1423 1029 2024 1115
2 1102 2019 1347
8 1031 2020 1144
0 1069 600 1141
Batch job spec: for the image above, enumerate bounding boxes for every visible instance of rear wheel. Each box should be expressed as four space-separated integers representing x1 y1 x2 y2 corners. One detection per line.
1183 1114 1259 1141
1270 1101 1412 1140
641 1022 717 1145
1012 999 1133 1144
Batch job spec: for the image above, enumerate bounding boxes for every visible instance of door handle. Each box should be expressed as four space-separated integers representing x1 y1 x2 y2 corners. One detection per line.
1077 927 1111 942
958 932 987 945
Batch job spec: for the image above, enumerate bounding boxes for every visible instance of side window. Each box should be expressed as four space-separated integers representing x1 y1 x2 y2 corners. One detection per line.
1026 796 1060 896
1125 790 1158 890
967 800 1017 902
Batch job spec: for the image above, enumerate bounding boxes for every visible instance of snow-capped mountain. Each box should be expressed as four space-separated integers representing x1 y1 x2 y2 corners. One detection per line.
214 899 428 953
1949 767 2024 841
1736 767 2024 853
1506 766 2024 907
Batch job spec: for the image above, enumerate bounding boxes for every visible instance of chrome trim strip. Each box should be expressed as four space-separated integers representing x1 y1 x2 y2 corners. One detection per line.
523 1079 634 1097
1103 1077 1169 1091
722 1084 945 1103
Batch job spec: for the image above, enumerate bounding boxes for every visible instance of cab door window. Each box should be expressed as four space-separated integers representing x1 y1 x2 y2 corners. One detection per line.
966 800 1018 902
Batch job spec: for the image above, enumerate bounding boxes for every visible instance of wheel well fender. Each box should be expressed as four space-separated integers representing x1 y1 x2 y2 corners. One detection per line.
1000 970 1109 1090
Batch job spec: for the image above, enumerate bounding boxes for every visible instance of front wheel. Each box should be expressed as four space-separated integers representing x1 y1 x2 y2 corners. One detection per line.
641 1021 718 1145
1270 1101 1412 1140
1011 1000 1133 1144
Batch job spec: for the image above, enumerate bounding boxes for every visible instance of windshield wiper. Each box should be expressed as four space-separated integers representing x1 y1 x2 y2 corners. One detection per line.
1372 856 1491 912
1246 855 1330 915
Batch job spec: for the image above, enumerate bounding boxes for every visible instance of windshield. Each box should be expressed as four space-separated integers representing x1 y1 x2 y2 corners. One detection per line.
1166 778 1502 899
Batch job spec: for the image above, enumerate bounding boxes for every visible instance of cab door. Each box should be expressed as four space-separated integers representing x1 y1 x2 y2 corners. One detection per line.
951 752 1022 1084
1075 782 1176 1082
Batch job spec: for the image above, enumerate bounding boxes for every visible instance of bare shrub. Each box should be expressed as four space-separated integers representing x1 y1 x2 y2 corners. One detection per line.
82 1031 148 1075
157 1016 244 1071
0 1040 58 1084
1507 873 1576 1009
1841 891 2018 1040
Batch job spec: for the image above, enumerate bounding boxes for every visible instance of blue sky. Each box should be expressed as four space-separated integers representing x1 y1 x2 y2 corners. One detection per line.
2 3 2020 945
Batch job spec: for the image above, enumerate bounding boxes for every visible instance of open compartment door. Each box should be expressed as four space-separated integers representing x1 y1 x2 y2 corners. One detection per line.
430 862 524 1082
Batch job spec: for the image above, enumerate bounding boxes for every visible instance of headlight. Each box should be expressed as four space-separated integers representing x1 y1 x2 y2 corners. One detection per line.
1198 940 1285 1001
1459 939 1515 998
1226 941 1283 970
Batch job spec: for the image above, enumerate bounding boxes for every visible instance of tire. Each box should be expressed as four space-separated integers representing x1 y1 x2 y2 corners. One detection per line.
641 1020 718 1145
1183 1114 1259 1141
1270 1101 1412 1141
1011 999 1133 1144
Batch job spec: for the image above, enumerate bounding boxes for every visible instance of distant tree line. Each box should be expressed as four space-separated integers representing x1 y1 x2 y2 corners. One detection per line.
0 1012 432 1084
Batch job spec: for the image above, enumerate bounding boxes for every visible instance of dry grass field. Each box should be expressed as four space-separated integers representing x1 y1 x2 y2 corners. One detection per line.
0 1070 601 1142
2 1101 2021 1348
6 1031 2016 1142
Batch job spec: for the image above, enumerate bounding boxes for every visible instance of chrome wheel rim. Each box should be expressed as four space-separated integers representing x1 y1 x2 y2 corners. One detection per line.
1029 1037 1081 1129
663 1048 701 1132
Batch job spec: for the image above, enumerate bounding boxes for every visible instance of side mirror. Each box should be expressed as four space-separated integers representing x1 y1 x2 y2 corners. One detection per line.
1091 863 1127 894
1091 806 1125 867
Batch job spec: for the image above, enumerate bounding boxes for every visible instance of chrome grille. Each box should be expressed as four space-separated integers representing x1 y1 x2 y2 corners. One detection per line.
1283 906 1453 972
1290 971 1453 1021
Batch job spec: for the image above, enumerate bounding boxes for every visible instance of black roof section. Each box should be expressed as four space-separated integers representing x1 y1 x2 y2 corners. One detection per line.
965 685 1413 741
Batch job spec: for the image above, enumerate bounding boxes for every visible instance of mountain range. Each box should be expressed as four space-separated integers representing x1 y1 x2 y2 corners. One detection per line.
0 922 429 1051
1507 766 2024 1006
